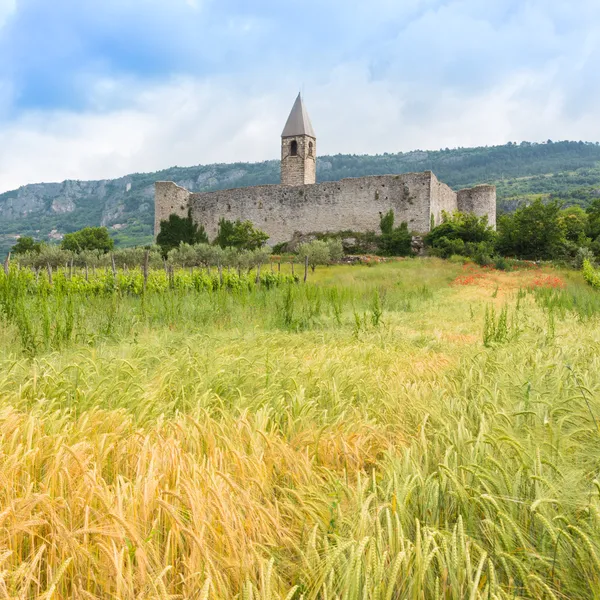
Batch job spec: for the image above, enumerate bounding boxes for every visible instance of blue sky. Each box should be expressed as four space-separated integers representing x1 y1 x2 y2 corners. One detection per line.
0 0 599 192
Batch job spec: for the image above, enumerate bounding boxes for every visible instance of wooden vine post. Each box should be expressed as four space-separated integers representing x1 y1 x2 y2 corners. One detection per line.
143 249 150 292
304 255 309 283
3 252 10 276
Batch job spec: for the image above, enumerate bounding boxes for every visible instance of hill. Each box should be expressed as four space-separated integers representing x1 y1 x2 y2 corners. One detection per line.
2 140 600 255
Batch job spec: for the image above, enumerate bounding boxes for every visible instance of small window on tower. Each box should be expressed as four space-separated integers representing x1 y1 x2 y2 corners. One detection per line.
308 142 314 157
290 140 298 156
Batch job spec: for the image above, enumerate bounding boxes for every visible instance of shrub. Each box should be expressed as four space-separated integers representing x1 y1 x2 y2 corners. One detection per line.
425 211 496 259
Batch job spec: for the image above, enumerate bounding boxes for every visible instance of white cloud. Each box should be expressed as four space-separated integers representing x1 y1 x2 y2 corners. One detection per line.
0 62 598 194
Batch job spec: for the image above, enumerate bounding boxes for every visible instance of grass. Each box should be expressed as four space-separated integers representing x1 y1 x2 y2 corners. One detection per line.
1 258 600 598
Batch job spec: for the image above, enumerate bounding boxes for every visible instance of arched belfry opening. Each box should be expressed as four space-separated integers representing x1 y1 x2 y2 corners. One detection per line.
281 93 316 186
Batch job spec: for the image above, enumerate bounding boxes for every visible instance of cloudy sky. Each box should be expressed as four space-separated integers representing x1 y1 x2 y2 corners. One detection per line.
0 0 599 193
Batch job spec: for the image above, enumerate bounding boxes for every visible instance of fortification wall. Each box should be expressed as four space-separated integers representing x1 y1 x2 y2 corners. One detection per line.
154 181 193 236
457 185 497 229
182 172 434 245
154 173 497 244
430 174 459 227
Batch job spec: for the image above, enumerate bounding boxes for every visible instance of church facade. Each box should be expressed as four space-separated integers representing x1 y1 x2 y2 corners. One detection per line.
154 94 496 245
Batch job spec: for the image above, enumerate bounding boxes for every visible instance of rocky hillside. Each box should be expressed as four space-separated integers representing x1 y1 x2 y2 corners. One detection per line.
2 141 600 255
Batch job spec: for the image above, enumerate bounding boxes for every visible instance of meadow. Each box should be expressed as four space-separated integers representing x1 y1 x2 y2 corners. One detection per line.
1 258 600 599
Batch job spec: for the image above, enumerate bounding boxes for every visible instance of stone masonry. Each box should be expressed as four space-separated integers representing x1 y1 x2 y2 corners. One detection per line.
155 172 496 245
154 94 497 245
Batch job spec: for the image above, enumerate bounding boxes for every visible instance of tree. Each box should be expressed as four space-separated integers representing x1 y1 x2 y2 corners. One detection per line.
378 210 413 256
214 218 269 250
298 240 330 272
558 206 589 245
157 212 208 255
586 198 600 240
11 236 41 255
497 198 566 260
61 227 114 254
325 238 344 261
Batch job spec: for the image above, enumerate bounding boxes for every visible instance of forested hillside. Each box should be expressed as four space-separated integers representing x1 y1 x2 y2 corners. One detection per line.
1 140 600 255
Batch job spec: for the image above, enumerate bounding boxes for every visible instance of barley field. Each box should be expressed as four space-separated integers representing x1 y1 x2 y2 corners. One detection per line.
1 258 600 599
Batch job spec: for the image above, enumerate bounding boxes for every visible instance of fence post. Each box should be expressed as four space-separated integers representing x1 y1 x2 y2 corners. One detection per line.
218 262 223 286
85 263 89 282
3 252 10 275
256 262 261 285
111 254 117 277
304 255 309 283
47 262 53 285
143 250 149 292
291 260 294 276
70 258 74 279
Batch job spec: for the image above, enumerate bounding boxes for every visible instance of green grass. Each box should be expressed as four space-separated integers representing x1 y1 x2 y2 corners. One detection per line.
1 259 600 598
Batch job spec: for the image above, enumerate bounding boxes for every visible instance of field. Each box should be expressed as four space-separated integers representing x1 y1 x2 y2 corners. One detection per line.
1 259 600 599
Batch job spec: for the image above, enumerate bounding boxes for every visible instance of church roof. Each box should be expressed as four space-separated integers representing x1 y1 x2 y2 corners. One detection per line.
281 93 316 138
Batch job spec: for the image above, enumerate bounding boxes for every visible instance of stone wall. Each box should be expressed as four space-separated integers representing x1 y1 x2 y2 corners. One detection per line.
154 181 192 236
429 174 459 227
280 135 316 186
155 173 497 244
457 185 497 229
180 172 434 245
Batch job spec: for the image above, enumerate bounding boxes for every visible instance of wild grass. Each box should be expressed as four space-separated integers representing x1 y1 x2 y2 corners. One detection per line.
1 259 600 598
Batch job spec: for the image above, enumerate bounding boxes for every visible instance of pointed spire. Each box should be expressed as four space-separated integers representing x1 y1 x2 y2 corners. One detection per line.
281 93 316 138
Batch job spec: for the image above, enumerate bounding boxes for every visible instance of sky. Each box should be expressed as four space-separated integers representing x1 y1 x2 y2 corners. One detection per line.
0 0 599 193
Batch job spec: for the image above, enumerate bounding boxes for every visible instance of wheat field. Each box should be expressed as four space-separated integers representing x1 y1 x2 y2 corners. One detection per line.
1 259 600 599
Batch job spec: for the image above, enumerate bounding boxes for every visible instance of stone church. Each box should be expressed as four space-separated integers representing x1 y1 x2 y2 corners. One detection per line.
155 94 496 244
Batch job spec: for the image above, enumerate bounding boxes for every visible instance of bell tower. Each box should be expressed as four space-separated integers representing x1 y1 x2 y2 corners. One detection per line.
281 93 316 186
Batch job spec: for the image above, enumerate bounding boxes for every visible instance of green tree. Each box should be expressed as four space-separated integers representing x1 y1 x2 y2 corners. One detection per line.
497 198 566 260
157 212 208 255
586 198 600 240
61 227 115 254
559 206 589 244
298 240 330 272
214 218 269 250
11 236 41 255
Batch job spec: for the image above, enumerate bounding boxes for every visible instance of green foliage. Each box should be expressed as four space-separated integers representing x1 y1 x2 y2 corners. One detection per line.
298 240 331 272
559 206 589 244
10 236 41 255
157 212 208 255
214 218 269 250
582 258 600 290
61 227 115 254
379 210 395 235
586 198 600 240
497 198 566 260
378 210 413 256
425 211 496 260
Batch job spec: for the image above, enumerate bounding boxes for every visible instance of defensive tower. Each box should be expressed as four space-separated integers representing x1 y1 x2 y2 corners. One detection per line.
280 93 316 186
